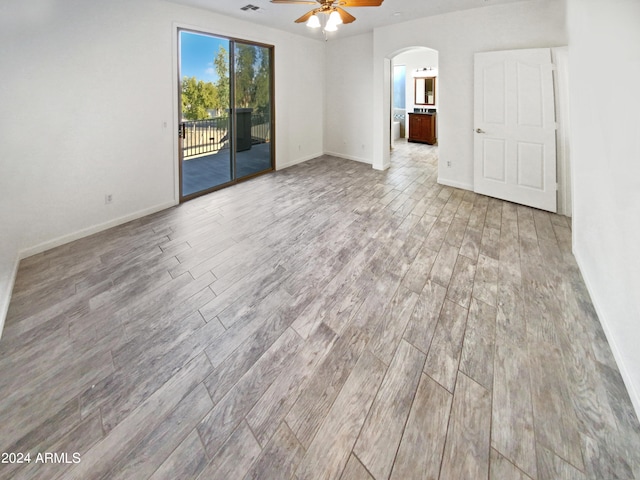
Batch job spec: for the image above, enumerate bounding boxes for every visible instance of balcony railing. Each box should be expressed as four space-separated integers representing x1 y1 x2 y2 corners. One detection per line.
182 113 270 159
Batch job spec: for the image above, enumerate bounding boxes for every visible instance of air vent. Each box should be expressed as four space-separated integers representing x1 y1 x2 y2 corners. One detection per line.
240 4 260 11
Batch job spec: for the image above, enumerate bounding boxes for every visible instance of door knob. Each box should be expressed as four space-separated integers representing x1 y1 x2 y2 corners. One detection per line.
475 128 485 134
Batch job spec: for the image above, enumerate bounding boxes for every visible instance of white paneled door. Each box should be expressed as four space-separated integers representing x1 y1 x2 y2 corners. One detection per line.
473 48 557 212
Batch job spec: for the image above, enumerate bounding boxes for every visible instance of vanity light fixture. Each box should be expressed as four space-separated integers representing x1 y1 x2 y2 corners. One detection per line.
412 67 438 78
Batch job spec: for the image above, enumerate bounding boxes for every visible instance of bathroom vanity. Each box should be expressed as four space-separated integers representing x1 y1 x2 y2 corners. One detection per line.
408 112 437 145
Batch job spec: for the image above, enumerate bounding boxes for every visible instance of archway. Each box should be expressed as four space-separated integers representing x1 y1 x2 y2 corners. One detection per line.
390 47 438 150
373 46 439 171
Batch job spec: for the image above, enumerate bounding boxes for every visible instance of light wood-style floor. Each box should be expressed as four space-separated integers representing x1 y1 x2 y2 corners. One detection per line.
1 141 639 480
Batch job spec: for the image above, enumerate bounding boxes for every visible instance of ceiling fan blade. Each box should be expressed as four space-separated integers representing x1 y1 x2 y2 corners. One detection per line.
339 0 384 6
270 0 317 4
294 9 318 23
336 7 356 24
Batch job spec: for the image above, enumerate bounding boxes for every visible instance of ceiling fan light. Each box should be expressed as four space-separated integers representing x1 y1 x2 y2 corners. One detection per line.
306 14 321 28
324 19 338 32
329 10 343 25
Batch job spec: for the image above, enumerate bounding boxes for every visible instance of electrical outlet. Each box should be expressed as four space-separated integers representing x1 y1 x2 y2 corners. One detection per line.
105 194 113 204
447 160 452 167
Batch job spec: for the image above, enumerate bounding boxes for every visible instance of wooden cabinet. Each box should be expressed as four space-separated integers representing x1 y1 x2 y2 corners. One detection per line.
408 113 436 145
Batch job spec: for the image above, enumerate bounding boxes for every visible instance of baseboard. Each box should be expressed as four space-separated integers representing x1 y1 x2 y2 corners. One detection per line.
19 200 177 260
276 152 324 170
1 200 178 339
0 252 20 340
437 177 474 191
373 162 390 171
574 249 640 420
323 151 372 165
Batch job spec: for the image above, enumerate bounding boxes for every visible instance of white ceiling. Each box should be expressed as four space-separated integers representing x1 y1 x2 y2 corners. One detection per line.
166 0 529 39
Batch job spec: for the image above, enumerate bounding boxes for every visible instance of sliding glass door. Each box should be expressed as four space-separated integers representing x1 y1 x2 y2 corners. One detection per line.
178 30 274 201
234 42 273 180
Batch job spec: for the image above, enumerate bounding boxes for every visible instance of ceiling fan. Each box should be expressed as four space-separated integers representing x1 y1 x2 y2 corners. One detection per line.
270 0 384 30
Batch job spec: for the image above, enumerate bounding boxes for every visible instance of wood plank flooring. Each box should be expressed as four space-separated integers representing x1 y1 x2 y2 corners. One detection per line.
2 140 640 479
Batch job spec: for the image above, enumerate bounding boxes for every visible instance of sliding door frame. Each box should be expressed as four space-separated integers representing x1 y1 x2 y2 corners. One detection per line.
176 27 275 203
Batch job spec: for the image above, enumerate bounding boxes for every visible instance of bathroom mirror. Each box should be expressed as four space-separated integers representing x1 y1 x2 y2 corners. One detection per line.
415 77 436 105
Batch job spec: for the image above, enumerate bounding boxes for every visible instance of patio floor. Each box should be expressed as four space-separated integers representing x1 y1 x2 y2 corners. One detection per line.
182 142 272 197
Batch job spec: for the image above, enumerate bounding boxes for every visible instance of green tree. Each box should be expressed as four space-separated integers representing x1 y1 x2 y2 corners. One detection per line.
211 44 270 115
235 44 257 108
213 46 229 112
254 48 271 115
181 76 217 120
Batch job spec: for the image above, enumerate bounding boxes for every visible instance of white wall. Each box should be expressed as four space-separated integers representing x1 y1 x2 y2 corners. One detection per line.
0 236 19 336
0 0 325 333
323 32 374 164
370 0 567 177
567 0 640 416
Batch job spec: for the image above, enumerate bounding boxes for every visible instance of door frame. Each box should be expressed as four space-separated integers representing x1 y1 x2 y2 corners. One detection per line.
375 46 440 171
553 47 572 217
173 25 275 203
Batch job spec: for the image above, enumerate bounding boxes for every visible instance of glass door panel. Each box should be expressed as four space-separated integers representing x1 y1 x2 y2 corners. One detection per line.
234 42 273 179
178 32 273 201
179 31 233 198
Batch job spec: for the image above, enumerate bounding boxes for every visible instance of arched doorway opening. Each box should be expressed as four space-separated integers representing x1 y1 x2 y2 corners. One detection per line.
373 45 439 171
390 47 438 151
